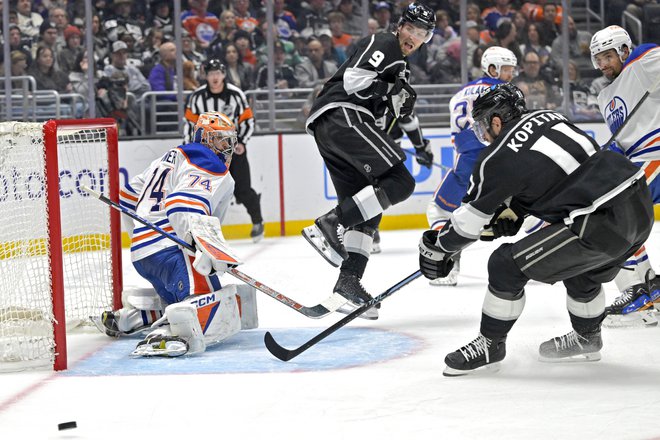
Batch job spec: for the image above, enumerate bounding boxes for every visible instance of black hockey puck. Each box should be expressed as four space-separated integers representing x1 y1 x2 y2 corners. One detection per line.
58 421 77 431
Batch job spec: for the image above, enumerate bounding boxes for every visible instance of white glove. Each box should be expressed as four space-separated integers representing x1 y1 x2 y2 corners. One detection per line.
192 248 230 276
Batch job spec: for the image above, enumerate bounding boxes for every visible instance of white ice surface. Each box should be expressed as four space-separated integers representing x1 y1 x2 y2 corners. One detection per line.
1 228 660 440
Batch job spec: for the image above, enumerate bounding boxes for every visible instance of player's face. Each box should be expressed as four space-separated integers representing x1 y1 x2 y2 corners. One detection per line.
498 65 517 82
398 23 427 56
593 49 623 80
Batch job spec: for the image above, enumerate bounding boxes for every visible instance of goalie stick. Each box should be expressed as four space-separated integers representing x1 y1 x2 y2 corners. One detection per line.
264 270 422 361
81 185 348 319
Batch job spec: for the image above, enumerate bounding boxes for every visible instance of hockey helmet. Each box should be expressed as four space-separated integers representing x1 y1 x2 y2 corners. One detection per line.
193 112 237 161
589 25 632 69
471 83 527 143
204 58 226 73
398 2 436 43
481 46 518 78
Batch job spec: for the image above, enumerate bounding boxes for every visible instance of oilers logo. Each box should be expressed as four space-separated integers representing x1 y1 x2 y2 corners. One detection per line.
605 96 628 133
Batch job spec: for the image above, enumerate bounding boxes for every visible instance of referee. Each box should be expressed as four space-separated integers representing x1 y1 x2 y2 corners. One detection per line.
183 59 264 241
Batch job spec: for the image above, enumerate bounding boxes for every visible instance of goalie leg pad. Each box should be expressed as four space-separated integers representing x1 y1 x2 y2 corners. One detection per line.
236 284 259 330
188 287 241 347
165 302 206 354
122 287 166 311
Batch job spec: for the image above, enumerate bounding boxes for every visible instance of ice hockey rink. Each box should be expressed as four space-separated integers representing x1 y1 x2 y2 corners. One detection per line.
1 227 660 440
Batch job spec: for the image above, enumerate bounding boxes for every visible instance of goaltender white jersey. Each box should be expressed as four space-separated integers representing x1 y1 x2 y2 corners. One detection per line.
120 143 235 261
597 44 660 160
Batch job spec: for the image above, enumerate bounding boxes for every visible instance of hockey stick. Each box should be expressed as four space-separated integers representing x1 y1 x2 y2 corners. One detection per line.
81 185 348 319
264 270 422 361
402 148 451 171
602 74 660 148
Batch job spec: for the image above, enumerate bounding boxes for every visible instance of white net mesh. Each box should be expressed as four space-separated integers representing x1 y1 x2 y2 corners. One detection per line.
0 122 116 371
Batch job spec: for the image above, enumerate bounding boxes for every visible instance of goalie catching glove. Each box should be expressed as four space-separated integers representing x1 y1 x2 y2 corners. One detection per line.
418 230 455 280
185 215 242 276
480 204 524 241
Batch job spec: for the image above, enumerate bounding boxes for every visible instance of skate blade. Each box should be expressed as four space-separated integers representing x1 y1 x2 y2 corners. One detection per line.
443 362 502 377
336 303 379 320
602 310 658 328
538 351 601 363
130 343 188 358
302 225 344 268
429 276 458 287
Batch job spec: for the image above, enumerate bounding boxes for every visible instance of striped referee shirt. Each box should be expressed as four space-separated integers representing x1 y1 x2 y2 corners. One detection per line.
183 81 254 144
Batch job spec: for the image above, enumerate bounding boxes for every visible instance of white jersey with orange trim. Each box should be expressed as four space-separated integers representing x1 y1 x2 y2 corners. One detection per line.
597 44 660 160
120 142 235 261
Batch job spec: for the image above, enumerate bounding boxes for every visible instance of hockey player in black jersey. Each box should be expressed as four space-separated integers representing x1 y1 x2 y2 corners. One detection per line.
418 83 654 376
302 2 435 319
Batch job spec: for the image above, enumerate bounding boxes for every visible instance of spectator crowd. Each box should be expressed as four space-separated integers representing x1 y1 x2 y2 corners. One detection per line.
0 0 657 133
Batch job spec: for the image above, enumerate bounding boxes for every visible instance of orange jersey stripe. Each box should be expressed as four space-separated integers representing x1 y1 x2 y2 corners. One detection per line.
238 107 254 124
132 226 175 244
120 189 138 202
165 198 210 214
185 108 200 123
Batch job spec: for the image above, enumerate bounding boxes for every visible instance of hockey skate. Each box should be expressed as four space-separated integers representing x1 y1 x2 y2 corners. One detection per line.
602 283 657 327
250 222 264 243
430 257 460 287
90 310 152 337
443 333 506 377
334 272 379 320
371 229 381 254
539 329 602 362
647 275 660 308
131 330 189 358
302 209 348 267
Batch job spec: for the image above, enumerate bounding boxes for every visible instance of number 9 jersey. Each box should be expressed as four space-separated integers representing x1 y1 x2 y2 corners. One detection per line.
119 142 235 262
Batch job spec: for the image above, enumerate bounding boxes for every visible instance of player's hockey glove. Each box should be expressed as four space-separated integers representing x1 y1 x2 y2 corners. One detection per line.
480 204 524 241
389 79 417 118
414 138 433 169
418 230 455 280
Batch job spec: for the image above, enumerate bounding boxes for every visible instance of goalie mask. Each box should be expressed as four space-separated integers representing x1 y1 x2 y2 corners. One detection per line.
481 46 518 79
398 2 435 43
589 25 632 69
193 112 237 162
472 83 527 144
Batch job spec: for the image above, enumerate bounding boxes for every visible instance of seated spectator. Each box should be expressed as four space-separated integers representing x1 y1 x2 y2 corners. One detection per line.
148 41 177 100
233 30 257 66
233 0 258 34
6 24 33 67
16 0 43 40
466 3 483 28
513 50 559 110
58 25 83 75
295 37 337 88
373 1 391 33
317 29 344 66
513 11 528 45
48 6 69 49
328 11 352 55
91 14 109 70
256 40 297 89
481 0 516 33
105 0 143 44
141 27 164 77
150 0 173 36
429 20 481 83
520 22 551 65
489 20 523 64
223 42 253 91
182 60 199 90
431 10 457 47
181 0 219 50
298 0 330 38
97 70 140 135
274 0 298 40
549 16 592 72
470 44 488 80
10 50 29 77
561 59 601 122
28 45 72 93
337 0 363 38
69 50 90 97
181 29 206 72
104 40 151 98
535 1 559 46
38 21 60 68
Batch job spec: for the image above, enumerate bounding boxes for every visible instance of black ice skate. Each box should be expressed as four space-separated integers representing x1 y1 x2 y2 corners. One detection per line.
334 272 379 320
250 222 264 243
538 329 602 362
302 209 348 267
603 283 657 327
443 334 506 376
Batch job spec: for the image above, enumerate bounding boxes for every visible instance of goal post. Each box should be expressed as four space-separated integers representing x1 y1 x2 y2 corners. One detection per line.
0 119 123 372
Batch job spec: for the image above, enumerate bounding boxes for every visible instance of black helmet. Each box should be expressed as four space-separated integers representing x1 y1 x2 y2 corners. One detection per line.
399 2 435 42
472 83 527 143
204 58 226 73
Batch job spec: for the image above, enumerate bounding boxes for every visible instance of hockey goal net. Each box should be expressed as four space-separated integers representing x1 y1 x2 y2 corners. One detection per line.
0 119 122 372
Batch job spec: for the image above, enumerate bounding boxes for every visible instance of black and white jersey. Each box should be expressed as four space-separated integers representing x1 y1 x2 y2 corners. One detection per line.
183 82 255 145
305 32 409 134
437 110 645 254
